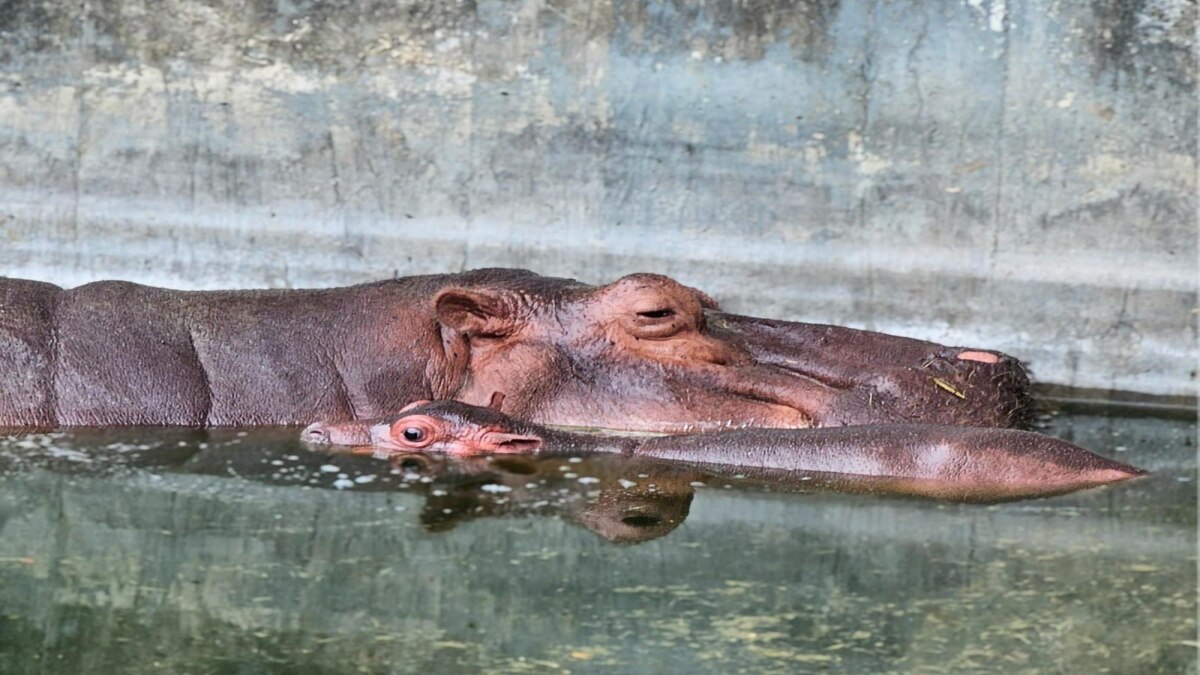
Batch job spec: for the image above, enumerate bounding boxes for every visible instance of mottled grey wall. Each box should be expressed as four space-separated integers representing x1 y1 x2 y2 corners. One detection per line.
0 0 1195 398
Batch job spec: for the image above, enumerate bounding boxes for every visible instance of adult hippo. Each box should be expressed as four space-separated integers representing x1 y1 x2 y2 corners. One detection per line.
301 400 1144 503
0 269 1031 431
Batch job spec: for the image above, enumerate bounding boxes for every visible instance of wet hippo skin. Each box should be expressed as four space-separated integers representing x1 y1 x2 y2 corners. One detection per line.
304 400 1145 503
0 269 1031 431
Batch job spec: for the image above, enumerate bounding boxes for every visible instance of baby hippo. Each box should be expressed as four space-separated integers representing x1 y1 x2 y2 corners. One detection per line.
302 398 557 454
302 399 1145 503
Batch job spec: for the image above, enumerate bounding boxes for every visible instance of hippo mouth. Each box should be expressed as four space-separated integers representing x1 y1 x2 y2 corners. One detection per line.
665 361 835 431
702 311 1034 429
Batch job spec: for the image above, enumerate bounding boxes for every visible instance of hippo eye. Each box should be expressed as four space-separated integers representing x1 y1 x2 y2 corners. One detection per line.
390 415 438 448
629 305 689 340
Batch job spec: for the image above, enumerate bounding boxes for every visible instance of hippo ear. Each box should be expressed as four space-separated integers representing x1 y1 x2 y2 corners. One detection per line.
435 289 517 338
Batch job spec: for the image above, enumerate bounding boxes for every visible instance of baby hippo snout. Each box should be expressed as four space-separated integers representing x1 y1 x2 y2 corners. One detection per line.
301 420 375 447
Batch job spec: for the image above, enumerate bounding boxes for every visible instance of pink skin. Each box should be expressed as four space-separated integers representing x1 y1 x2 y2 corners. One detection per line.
302 400 1146 503
438 274 1029 432
955 351 1001 364
635 425 1145 502
303 400 545 456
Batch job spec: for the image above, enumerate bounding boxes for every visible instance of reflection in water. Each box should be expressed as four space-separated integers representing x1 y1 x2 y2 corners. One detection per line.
303 399 1144 504
0 430 698 544
0 423 1139 545
0 413 1194 673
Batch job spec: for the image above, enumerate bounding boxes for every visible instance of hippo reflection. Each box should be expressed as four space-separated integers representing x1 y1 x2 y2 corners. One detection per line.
376 452 698 544
0 410 1146 546
0 430 695 544
0 269 1030 431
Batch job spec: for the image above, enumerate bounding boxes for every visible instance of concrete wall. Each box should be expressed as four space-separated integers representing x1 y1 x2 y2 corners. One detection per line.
0 0 1195 399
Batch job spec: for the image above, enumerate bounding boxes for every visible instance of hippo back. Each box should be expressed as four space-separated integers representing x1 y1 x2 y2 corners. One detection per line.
0 278 59 427
0 277 446 427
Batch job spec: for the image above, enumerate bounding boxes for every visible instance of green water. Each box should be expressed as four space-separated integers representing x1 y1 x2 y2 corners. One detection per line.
0 411 1194 674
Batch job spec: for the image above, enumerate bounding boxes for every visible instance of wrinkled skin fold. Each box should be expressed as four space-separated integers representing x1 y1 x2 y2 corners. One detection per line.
0 269 1031 431
303 400 1145 504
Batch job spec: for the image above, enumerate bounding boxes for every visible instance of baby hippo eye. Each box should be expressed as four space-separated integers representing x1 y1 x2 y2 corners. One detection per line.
637 308 675 319
390 415 438 448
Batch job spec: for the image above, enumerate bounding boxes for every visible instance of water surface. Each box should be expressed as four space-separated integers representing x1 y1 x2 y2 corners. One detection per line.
0 411 1194 674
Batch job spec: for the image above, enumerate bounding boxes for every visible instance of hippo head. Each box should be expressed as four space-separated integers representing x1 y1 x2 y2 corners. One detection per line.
302 400 695 543
431 272 1031 433
303 399 544 456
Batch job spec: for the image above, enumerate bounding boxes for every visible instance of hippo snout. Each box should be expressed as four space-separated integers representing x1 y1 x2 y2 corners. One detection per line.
302 423 331 444
300 419 376 446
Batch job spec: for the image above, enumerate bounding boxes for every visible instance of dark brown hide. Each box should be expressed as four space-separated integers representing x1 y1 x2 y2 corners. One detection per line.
1 269 1031 431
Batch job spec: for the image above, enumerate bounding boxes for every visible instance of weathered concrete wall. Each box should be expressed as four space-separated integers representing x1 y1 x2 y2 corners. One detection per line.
0 0 1195 398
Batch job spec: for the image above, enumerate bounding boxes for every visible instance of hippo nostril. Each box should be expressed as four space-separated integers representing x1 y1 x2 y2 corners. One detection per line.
302 423 330 444
956 350 1001 364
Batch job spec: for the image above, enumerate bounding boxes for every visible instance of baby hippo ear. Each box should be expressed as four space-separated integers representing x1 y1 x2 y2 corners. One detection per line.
479 431 542 454
435 288 518 338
